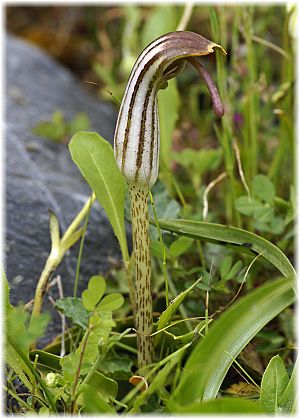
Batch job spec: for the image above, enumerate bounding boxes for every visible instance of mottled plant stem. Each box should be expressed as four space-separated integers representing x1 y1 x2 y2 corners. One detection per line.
129 185 153 368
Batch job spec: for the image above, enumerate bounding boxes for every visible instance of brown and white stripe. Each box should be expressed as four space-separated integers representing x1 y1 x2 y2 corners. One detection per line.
114 31 225 188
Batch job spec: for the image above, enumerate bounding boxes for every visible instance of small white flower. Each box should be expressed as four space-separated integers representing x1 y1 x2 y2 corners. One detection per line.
45 372 58 388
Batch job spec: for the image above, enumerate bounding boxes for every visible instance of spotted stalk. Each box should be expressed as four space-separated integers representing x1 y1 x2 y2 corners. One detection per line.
114 31 225 368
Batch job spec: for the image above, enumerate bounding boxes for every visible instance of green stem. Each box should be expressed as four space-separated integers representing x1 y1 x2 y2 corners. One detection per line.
210 7 240 226
31 252 62 320
244 7 258 180
73 195 92 298
31 190 135 334
62 193 96 245
149 190 169 307
129 184 153 368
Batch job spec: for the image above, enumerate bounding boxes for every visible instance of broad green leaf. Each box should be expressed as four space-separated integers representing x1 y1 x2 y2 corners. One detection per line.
88 371 118 401
235 195 263 216
97 293 124 312
77 311 115 376
61 311 115 381
7 306 49 354
157 219 296 278
82 275 106 311
82 385 115 413
55 297 89 329
169 277 295 405
278 359 297 414
252 175 275 204
159 79 180 170
169 236 193 259
168 397 265 413
60 352 80 382
155 277 202 346
150 187 181 220
260 354 289 414
69 132 128 262
29 350 61 373
99 351 134 380
253 206 274 223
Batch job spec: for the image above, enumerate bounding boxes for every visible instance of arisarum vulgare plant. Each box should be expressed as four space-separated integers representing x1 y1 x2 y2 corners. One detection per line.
114 31 225 368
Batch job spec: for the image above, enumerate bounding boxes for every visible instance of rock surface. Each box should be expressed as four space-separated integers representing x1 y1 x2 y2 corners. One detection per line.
5 34 123 342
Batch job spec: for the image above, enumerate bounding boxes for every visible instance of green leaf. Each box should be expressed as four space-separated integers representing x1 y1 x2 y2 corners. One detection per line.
55 297 89 329
5 279 48 395
29 350 61 373
220 256 232 278
3 269 13 313
7 306 50 353
5 342 34 392
60 352 80 382
159 79 180 170
61 311 115 381
260 354 289 414
169 236 193 258
155 277 202 346
81 385 115 413
150 239 165 259
235 196 262 216
253 206 274 223
7 335 57 412
32 111 66 142
132 348 184 412
88 371 118 401
99 351 134 380
168 397 265 413
82 275 106 311
169 277 295 405
150 187 181 219
79 311 115 376
69 132 128 262
226 260 243 280
278 359 297 414
97 293 124 312
156 219 296 279
252 175 275 204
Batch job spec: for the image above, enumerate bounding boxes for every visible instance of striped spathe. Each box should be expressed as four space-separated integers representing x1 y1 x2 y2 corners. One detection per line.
114 31 225 188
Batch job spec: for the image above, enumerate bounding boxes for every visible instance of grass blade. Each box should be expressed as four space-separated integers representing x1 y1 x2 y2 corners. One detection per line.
157 219 295 278
168 397 265 414
169 276 295 405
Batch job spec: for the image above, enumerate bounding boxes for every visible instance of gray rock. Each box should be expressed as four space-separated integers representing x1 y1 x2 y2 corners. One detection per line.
5 34 124 343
